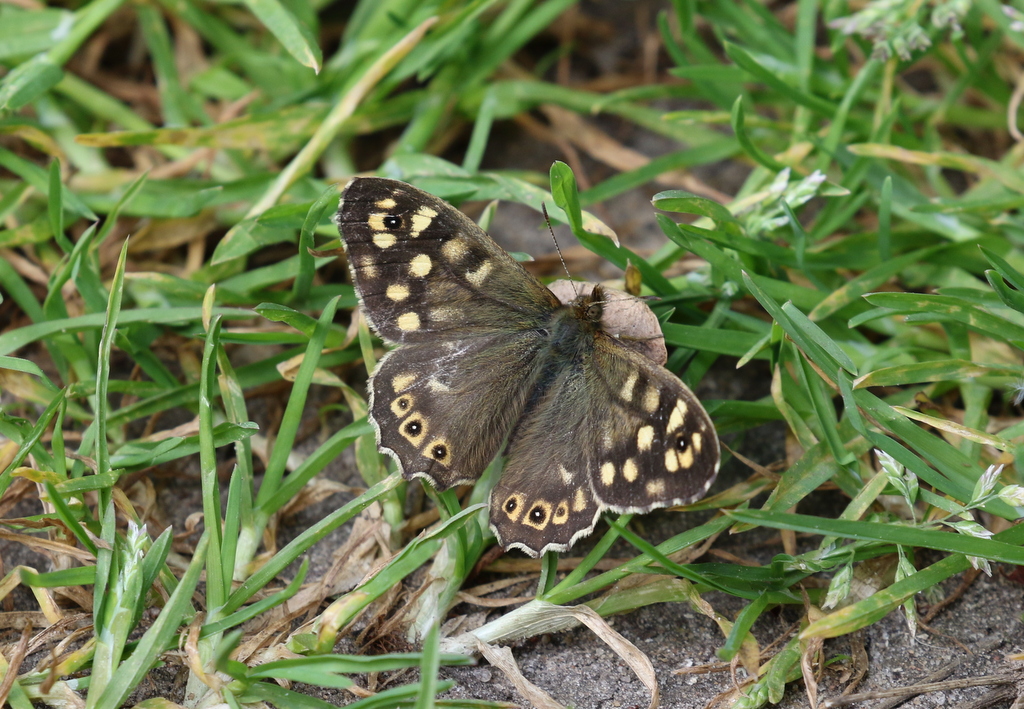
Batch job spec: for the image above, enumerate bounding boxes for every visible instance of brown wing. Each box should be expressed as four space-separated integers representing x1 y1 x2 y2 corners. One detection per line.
489 362 604 557
369 332 546 490
586 333 720 513
337 177 562 490
336 177 558 344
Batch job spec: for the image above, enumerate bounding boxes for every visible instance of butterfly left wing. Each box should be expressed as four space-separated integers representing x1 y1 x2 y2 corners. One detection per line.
337 176 561 493
586 336 720 514
336 177 559 345
490 332 720 557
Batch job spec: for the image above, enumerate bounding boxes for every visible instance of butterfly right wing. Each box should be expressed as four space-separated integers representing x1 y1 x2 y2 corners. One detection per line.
369 331 548 491
336 177 559 344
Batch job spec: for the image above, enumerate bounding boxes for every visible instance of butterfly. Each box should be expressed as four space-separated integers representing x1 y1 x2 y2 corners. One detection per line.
335 177 720 557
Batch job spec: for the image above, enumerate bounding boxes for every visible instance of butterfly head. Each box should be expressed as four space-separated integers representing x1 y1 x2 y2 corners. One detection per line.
570 284 606 326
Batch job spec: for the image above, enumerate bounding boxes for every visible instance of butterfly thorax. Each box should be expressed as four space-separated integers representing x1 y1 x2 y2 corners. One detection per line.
543 286 605 363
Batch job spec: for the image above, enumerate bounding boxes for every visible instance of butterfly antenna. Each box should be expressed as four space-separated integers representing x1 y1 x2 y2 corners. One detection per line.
542 203 577 298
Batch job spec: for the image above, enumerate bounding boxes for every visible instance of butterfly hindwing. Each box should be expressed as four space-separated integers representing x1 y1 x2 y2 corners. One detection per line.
336 177 558 344
489 364 604 556
369 332 546 490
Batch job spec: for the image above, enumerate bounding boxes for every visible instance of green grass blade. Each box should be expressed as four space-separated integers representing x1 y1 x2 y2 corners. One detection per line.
95 534 208 709
242 0 322 71
729 510 1024 563
256 296 342 507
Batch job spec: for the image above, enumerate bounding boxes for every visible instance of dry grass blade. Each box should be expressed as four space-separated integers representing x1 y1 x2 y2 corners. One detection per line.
837 631 868 698
544 602 659 709
246 15 438 217
822 672 1020 708
825 633 1009 709
800 635 822 709
959 685 1020 709
0 622 32 707
0 531 96 563
454 592 534 608
474 638 564 709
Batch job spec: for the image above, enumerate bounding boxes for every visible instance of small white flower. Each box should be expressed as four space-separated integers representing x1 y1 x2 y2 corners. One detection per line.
972 464 1004 504
823 564 853 610
946 519 994 540
997 484 1024 508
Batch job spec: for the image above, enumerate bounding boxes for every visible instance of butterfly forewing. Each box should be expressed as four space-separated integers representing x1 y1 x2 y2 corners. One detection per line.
339 177 559 491
337 178 558 344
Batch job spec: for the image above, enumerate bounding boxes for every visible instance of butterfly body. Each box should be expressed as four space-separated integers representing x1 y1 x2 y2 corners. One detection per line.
336 177 720 556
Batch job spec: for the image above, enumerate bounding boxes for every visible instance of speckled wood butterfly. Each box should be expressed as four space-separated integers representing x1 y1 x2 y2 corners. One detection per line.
336 177 720 556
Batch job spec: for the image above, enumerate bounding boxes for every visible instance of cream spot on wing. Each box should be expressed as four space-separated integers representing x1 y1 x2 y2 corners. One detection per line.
620 371 638 402
358 256 378 279
623 458 639 482
667 399 687 432
442 238 469 262
552 501 569 525
390 394 413 417
373 231 396 249
559 465 572 485
397 311 421 331
410 209 435 237
502 494 525 522
646 479 666 497
643 386 660 413
678 447 694 469
573 487 587 511
664 449 679 473
427 378 450 393
524 501 553 530
692 432 703 453
637 425 655 452
409 253 432 277
375 198 397 210
368 213 386 231
600 461 616 486
392 373 415 392
465 260 493 287
386 284 410 301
